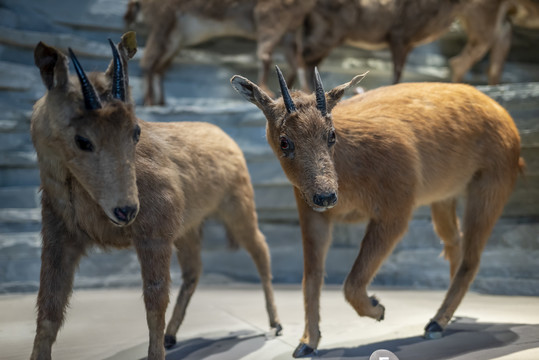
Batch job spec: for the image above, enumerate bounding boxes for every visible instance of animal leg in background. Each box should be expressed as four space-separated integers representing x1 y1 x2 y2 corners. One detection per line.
140 10 180 105
488 16 512 85
389 35 412 84
450 0 508 84
282 30 309 91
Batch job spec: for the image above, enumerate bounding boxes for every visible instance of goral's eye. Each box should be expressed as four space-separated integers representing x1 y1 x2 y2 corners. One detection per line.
280 137 289 150
328 129 336 147
75 135 94 152
279 135 295 156
133 125 141 144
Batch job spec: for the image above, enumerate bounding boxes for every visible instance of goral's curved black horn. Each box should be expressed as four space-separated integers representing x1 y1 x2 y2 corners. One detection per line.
108 39 125 101
275 65 296 113
68 48 102 110
314 67 327 116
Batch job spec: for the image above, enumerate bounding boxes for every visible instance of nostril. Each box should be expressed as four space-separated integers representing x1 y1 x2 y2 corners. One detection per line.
327 192 338 206
113 206 138 223
313 192 338 207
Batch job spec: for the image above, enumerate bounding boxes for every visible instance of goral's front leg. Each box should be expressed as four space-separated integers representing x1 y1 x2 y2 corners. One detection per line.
293 188 333 358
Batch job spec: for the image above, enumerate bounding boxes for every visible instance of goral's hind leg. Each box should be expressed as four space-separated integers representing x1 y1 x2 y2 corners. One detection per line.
217 177 281 335
164 227 202 348
431 198 462 279
425 173 515 339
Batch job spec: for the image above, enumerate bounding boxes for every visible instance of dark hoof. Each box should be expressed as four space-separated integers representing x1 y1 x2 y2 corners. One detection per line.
273 323 283 336
293 342 316 358
164 334 176 349
370 296 385 321
424 320 444 340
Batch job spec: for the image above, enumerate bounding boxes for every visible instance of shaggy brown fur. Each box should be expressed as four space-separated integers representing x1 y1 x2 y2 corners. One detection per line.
29 33 281 360
231 69 523 357
124 0 315 105
302 0 513 85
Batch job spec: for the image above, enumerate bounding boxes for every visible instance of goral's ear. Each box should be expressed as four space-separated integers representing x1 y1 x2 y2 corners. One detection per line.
326 71 368 113
230 75 276 120
106 31 137 73
105 32 137 77
34 42 69 90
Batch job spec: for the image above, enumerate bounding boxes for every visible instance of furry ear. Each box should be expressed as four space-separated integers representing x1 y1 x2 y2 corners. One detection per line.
34 42 69 90
106 32 137 79
326 71 368 113
230 75 277 121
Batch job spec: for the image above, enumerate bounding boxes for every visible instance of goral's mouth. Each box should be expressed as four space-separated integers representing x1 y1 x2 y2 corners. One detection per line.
108 217 129 227
310 203 336 213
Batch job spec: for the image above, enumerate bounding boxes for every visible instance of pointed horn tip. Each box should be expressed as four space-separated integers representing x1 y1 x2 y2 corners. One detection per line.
108 38 117 50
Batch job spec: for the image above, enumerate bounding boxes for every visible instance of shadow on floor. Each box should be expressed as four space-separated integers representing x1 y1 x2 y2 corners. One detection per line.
164 330 267 360
316 317 539 360
112 317 539 360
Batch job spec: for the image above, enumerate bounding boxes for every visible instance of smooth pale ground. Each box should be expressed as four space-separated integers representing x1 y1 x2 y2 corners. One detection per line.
1 283 538 360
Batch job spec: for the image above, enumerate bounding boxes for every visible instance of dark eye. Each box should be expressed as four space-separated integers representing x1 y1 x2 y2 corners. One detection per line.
280 137 289 150
279 135 295 156
328 129 336 147
133 125 141 143
75 135 94 152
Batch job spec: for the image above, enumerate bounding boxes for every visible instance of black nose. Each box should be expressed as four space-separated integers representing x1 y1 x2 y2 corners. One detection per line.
113 205 138 224
312 192 338 207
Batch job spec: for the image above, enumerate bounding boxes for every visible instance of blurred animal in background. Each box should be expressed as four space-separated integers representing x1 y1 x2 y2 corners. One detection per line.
30 32 281 360
508 0 539 28
124 0 315 105
231 67 524 357
301 0 513 86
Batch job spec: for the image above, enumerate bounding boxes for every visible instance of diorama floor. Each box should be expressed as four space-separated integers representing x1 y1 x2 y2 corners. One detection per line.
2 283 539 360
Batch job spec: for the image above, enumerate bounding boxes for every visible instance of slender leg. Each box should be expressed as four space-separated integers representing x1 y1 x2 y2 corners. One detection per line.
218 187 281 334
343 214 411 321
256 29 287 97
283 29 309 91
389 36 411 84
431 198 462 279
30 204 86 360
425 172 515 338
488 19 511 85
451 0 506 83
164 227 203 348
134 238 172 360
292 187 333 358
140 10 180 106
283 32 299 88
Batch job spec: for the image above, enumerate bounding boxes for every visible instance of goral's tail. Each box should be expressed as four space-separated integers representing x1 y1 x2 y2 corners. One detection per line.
518 157 526 176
